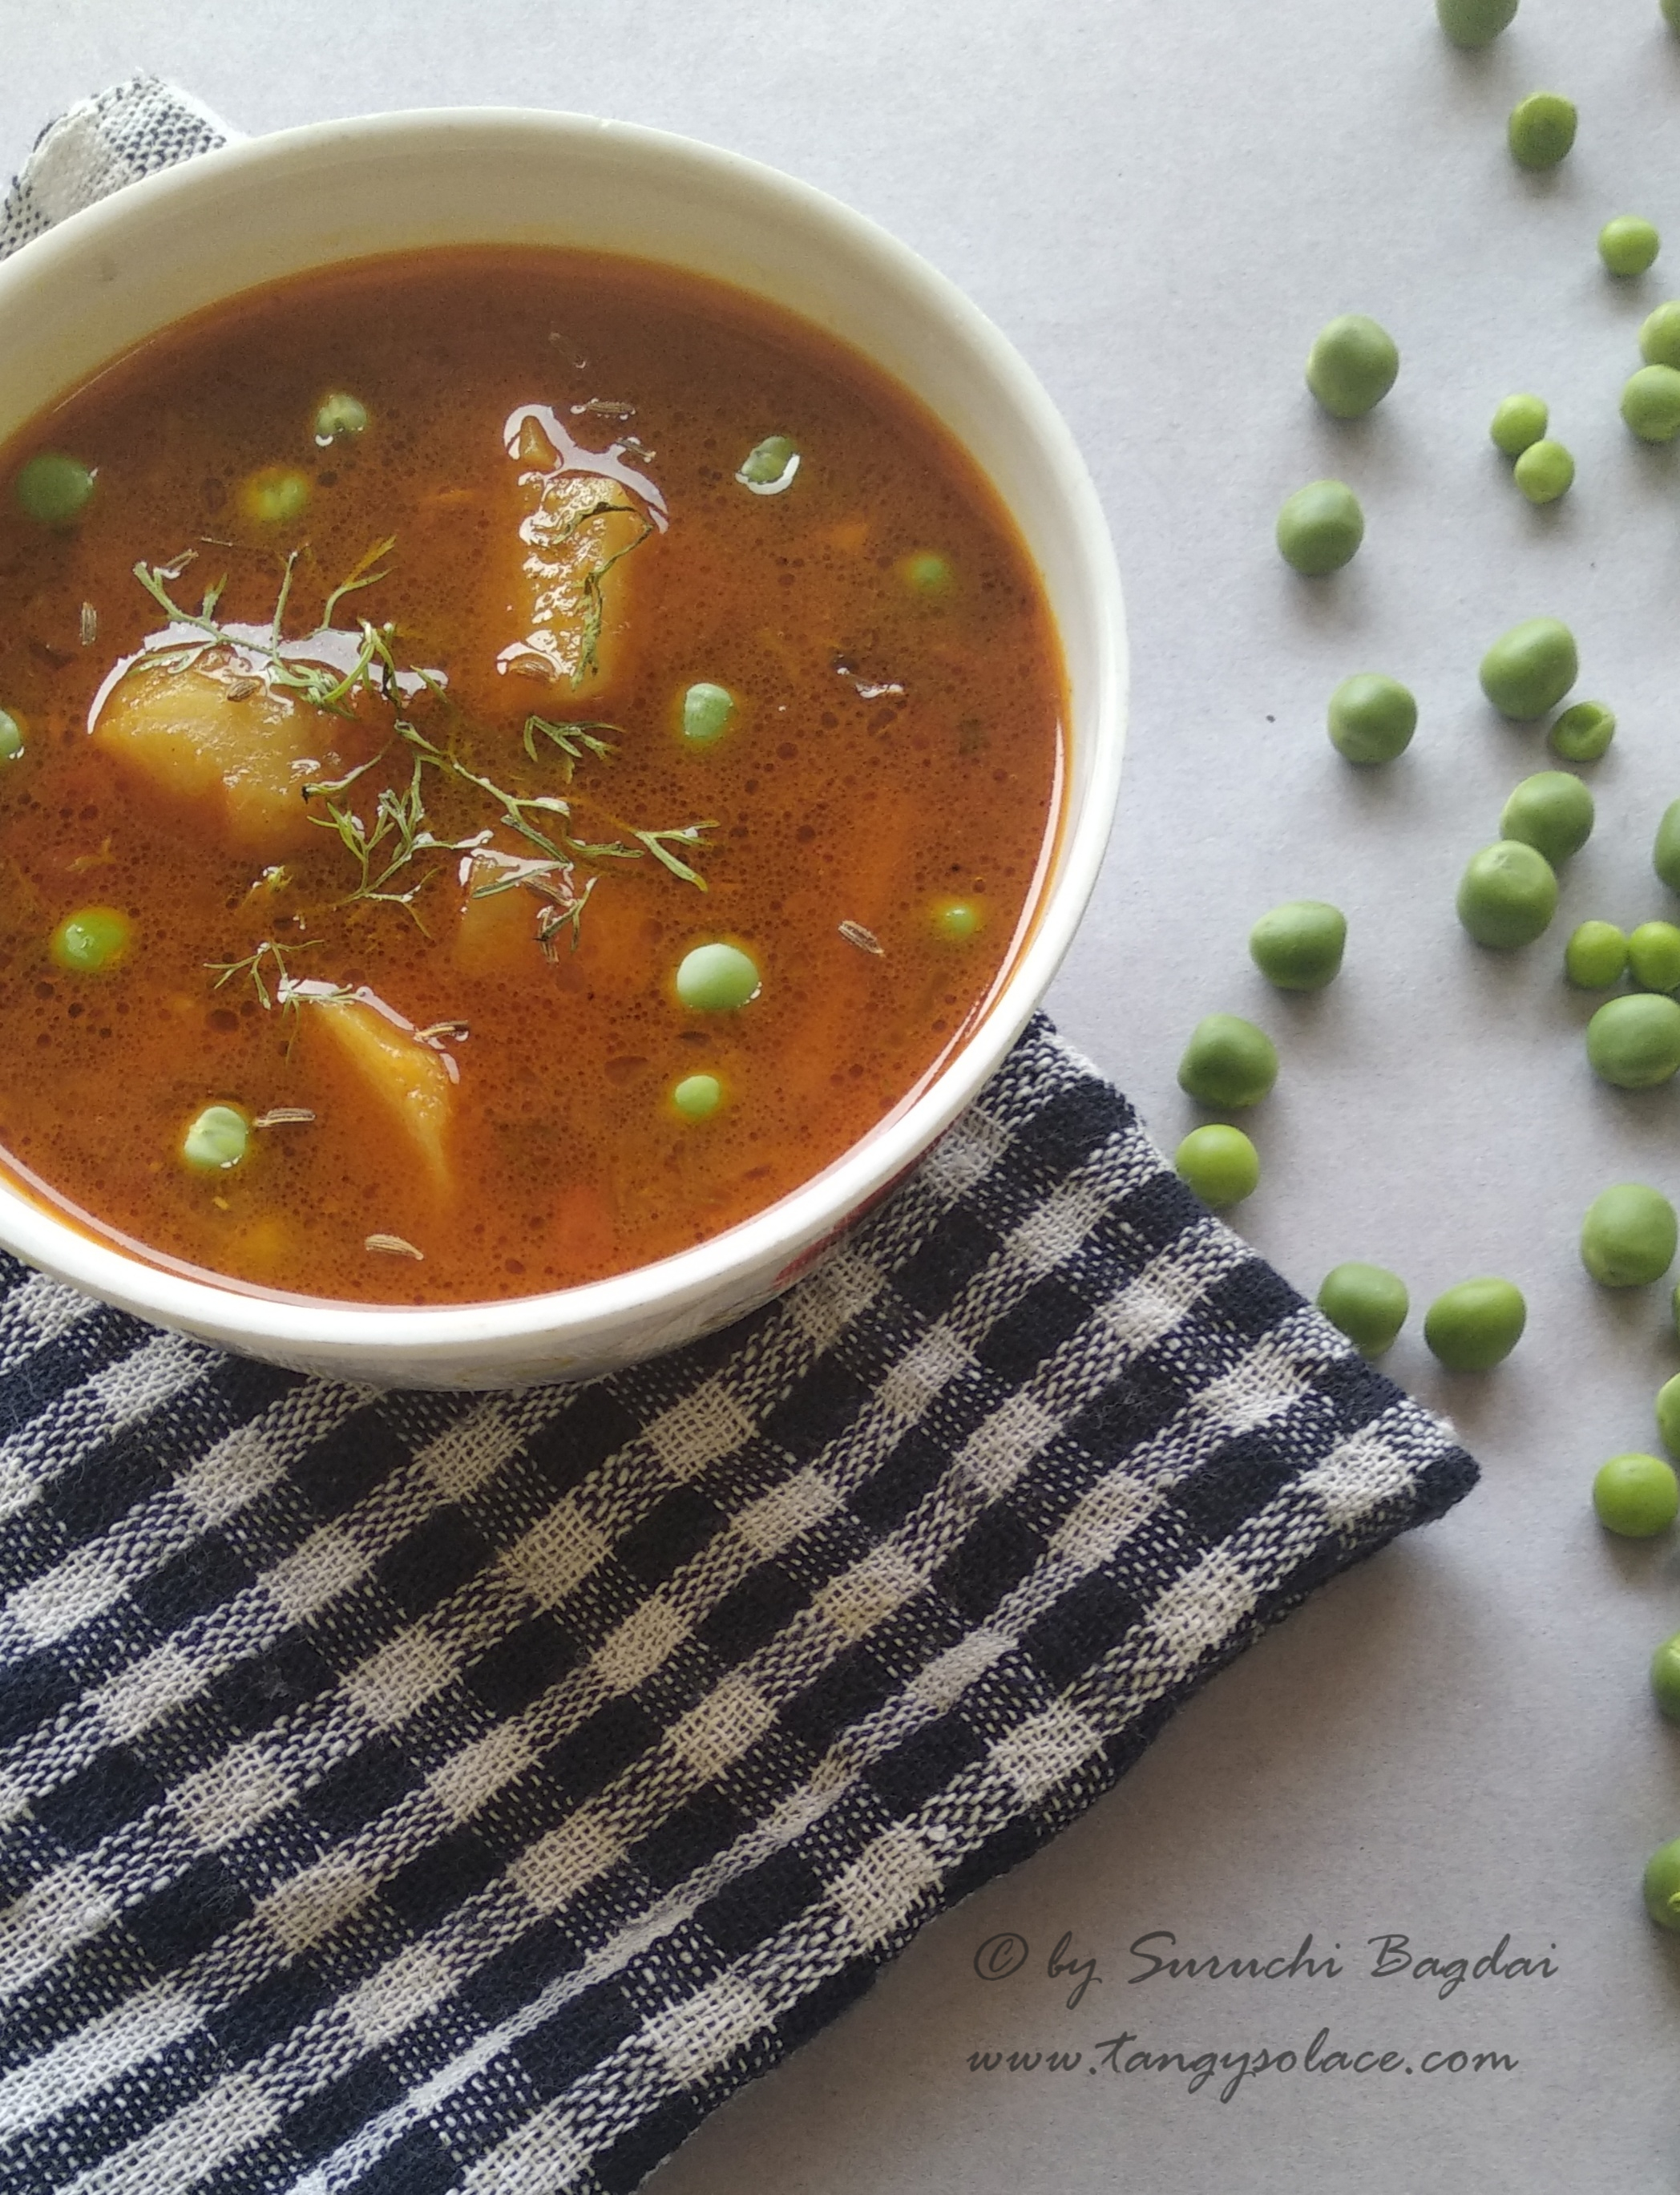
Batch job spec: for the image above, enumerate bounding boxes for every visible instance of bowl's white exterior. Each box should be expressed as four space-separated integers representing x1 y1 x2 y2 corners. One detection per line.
0 110 1126 1388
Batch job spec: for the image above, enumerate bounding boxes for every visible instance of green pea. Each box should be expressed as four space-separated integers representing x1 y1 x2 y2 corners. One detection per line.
1585 993 1680 1087
1650 1631 1680 1722
1316 1262 1409 1356
680 682 736 747
1173 1124 1260 1209
181 1104 250 1174
1548 700 1614 763
1592 1453 1679 1537
1497 772 1592 868
672 1073 724 1120
0 709 22 762
1423 1278 1526 1371
736 435 800 495
1580 1183 1678 1287
1490 394 1548 458
1667 0 1680 30
313 391 369 445
1643 1838 1680 1934
50 905 130 973
1654 798 1680 894
1656 1372 1680 1459
240 466 310 524
1512 438 1573 504
899 551 954 596
1621 364 1680 443
1327 673 1416 764
1304 315 1399 418
933 899 983 941
1507 92 1577 171
675 941 761 1012
1177 1014 1278 1109
1564 920 1628 989
1436 0 1517 44
1600 216 1661 277
1248 899 1347 990
1456 841 1558 949
1652 1631 1680 1718
1478 617 1578 721
1638 300 1680 369
1275 479 1363 575
1630 921 1680 993
14 451 95 528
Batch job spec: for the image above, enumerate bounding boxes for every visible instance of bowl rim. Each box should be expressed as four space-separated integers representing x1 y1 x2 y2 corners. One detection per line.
0 105 1127 1364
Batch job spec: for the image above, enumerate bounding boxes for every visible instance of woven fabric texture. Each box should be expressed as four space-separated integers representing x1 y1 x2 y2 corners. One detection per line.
0 82 1478 2195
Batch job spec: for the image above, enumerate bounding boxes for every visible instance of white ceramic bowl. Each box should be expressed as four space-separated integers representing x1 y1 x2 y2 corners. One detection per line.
0 109 1126 1388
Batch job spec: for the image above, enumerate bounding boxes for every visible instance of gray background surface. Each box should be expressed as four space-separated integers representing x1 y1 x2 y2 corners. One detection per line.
5 2 1678 2188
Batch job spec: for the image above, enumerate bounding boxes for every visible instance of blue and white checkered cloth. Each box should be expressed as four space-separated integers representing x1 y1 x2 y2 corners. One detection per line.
0 83 1477 2195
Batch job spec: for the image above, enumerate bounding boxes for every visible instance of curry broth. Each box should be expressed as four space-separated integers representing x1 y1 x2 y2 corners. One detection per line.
0 249 1064 1304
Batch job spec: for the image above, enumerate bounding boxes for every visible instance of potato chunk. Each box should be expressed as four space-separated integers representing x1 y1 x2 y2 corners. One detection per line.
93 660 335 855
496 410 658 694
308 994 455 1194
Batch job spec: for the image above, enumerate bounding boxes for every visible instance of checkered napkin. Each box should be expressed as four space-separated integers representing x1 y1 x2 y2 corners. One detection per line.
0 79 1478 2195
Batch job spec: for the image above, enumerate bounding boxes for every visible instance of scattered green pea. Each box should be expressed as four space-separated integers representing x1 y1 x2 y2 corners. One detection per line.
1643 1838 1680 1933
1173 1124 1261 1209
1490 394 1548 458
1638 300 1680 370
675 941 761 1012
672 1073 724 1121
736 435 800 495
1564 921 1628 990
14 451 95 528
1593 1452 1679 1537
1327 673 1416 764
0 710 22 762
313 391 368 445
1248 900 1347 990
1656 1372 1680 1459
1507 92 1577 171
899 551 953 596
50 906 130 973
181 1104 251 1174
680 682 736 747
1275 479 1364 575
1304 315 1399 419
240 466 310 525
1317 1262 1409 1356
1177 1015 1278 1109
1621 364 1680 443
1650 1631 1680 1722
1630 921 1680 993
933 899 983 942
1585 993 1680 1087
1548 700 1614 763
1580 1183 1678 1287
1498 772 1593 867
1512 438 1573 504
1667 0 1680 32
1424 1278 1526 1371
1478 617 1578 721
1654 799 1680 895
1436 0 1518 44
1600 216 1661 278
1456 841 1558 949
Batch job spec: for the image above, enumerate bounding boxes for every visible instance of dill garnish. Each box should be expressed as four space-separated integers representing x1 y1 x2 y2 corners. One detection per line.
135 546 713 955
207 938 314 1012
